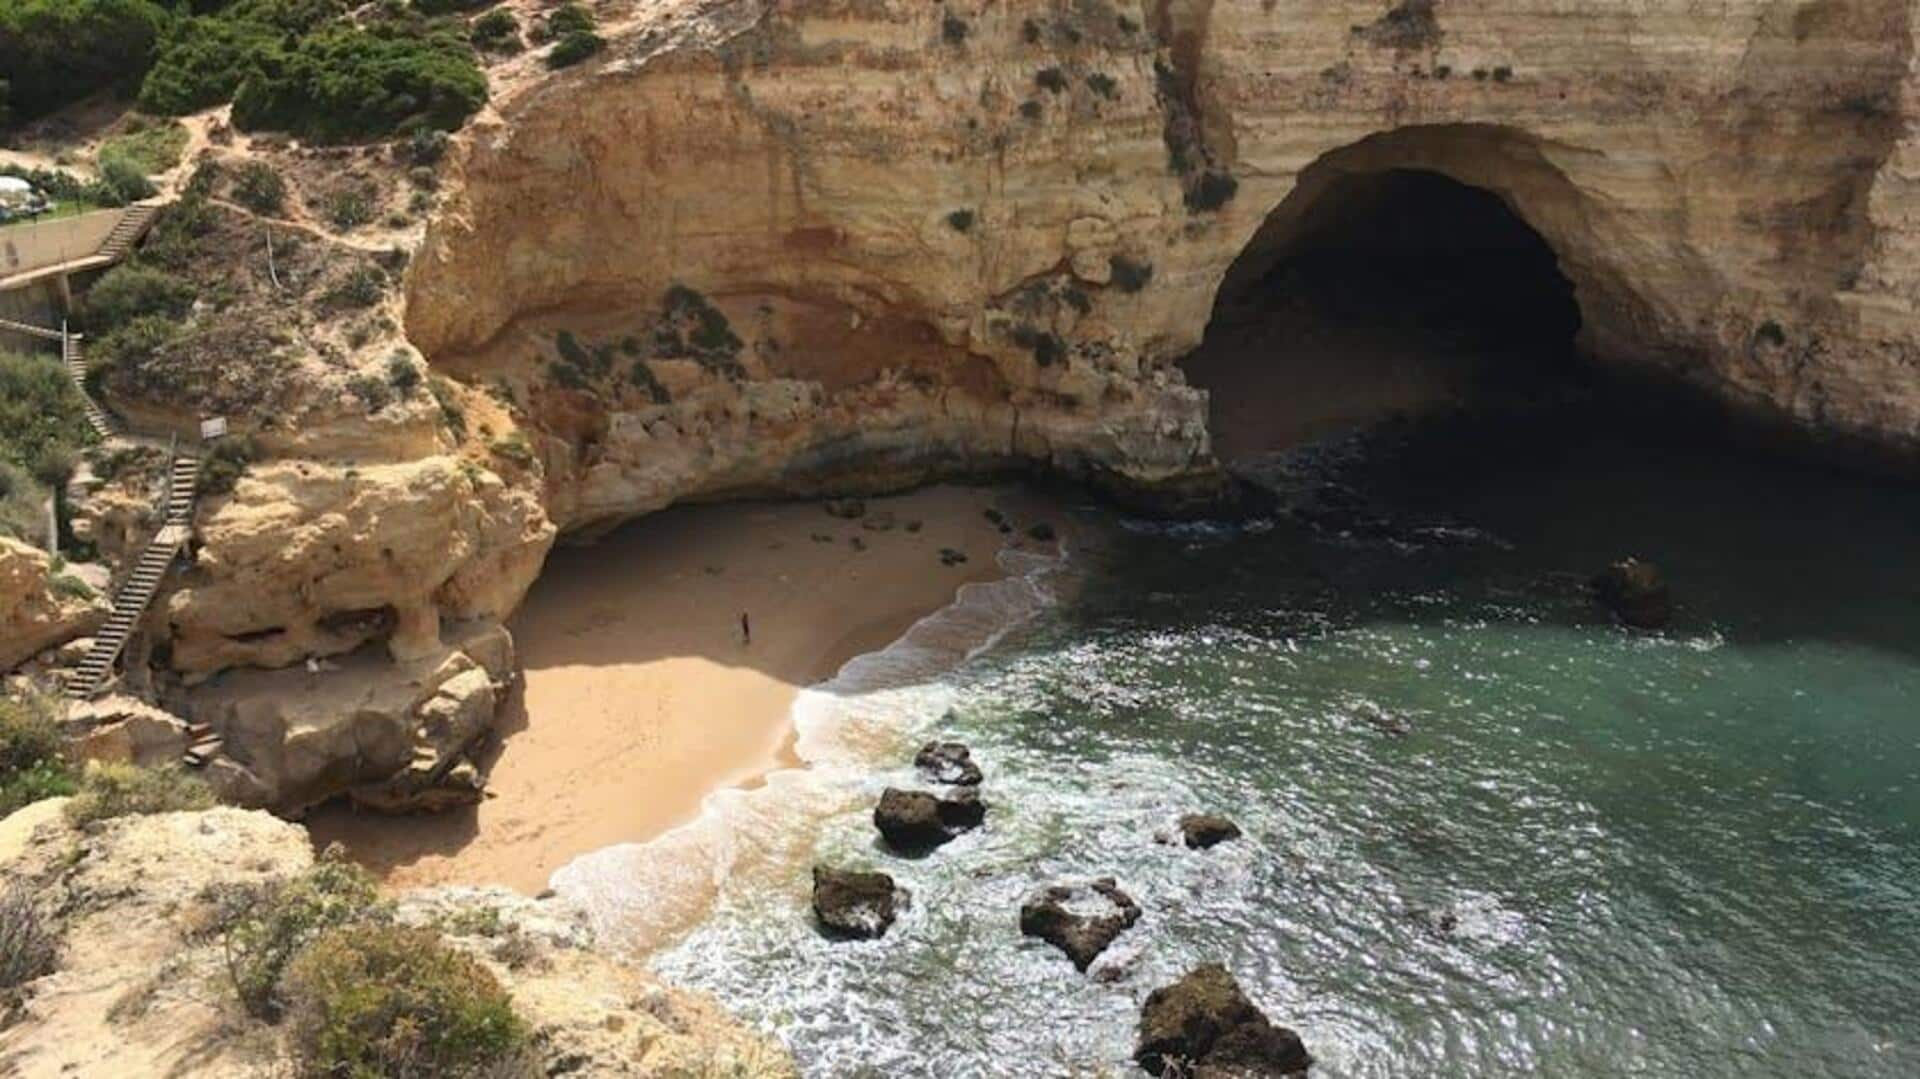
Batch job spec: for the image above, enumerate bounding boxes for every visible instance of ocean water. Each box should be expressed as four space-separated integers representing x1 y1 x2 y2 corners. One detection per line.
576 408 1920 1077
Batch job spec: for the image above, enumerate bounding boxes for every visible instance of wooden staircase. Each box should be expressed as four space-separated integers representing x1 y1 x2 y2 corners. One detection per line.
61 327 119 439
65 454 199 704
96 204 161 263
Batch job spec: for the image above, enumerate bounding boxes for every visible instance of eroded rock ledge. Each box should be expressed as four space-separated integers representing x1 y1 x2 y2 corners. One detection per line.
73 0 1920 707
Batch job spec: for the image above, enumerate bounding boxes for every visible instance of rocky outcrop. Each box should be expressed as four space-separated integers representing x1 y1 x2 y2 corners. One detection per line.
0 538 106 673
0 806 794 1078
164 456 551 679
915 740 984 786
408 0 1920 536
1176 813 1242 850
811 866 906 940
1136 964 1312 1077
1019 877 1142 971
177 622 516 813
1590 557 1673 629
873 786 986 851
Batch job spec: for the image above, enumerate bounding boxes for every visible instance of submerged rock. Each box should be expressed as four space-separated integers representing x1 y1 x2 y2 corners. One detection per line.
1352 700 1412 737
812 866 905 940
1178 813 1243 850
1590 557 1671 628
1136 963 1312 1076
1019 877 1142 971
873 787 985 850
914 741 983 786
1027 521 1058 542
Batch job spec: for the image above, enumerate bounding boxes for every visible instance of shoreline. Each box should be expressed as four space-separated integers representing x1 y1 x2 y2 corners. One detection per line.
308 484 1066 896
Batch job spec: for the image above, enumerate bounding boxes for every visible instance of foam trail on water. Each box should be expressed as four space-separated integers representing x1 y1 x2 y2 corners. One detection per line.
549 544 1069 953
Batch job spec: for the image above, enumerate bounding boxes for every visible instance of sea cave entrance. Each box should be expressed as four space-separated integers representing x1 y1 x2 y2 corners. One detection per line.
1184 158 1586 465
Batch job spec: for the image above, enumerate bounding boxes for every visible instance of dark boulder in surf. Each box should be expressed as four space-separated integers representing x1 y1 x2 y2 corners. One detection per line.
812 866 905 940
1136 963 1312 1076
874 787 984 851
1590 557 1671 629
915 741 984 786
1178 813 1243 849
1019 877 1141 971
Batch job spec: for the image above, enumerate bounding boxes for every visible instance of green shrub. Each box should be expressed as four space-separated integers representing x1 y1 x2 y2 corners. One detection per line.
427 376 466 438
1035 67 1067 93
92 314 182 388
96 120 188 176
99 155 158 203
546 28 601 68
940 13 967 45
139 191 217 266
385 351 420 395
218 852 385 1019
139 15 267 115
0 349 94 528
0 886 60 990
0 0 167 123
321 188 370 229
469 8 517 51
546 2 593 35
945 208 974 233
232 19 487 142
283 924 529 1078
83 264 197 332
411 0 491 13
232 161 286 214
347 372 394 412
322 265 385 309
0 694 75 818
196 435 257 496
63 762 215 825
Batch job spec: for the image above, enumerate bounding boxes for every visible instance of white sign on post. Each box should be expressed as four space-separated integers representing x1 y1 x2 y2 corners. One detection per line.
200 416 227 441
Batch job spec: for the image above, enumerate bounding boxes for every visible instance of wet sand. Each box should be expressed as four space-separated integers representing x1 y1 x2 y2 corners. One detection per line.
308 485 1045 894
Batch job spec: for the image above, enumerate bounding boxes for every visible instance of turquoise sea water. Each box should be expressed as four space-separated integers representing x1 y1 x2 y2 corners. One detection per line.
639 410 1920 1077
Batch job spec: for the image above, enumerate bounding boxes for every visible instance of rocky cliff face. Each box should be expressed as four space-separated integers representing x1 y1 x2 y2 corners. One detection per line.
0 805 795 1077
409 0 1919 519
117 0 1920 682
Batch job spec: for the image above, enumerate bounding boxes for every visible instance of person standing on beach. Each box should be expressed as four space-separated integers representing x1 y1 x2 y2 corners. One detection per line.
740 611 752 645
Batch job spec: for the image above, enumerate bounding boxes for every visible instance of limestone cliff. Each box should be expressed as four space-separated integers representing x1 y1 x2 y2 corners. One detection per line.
98 0 1920 684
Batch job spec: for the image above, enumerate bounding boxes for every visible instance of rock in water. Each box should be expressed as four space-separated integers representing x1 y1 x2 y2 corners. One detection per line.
1178 813 1243 850
1590 557 1672 628
1027 521 1058 542
874 787 985 851
1136 964 1312 1076
811 866 904 940
915 741 984 786
1019 878 1142 971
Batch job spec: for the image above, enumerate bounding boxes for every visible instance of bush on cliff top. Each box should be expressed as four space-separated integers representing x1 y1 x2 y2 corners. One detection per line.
283 924 531 1078
0 0 166 124
0 694 77 818
218 850 387 1019
63 761 215 826
0 885 61 990
231 19 487 141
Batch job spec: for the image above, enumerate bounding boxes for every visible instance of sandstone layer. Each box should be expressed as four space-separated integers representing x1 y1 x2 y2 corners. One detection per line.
57 0 1920 710
0 537 106 672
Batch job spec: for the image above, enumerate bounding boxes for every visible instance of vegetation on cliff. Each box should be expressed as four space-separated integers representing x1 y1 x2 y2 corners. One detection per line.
2 0 487 141
0 350 95 543
0 693 76 817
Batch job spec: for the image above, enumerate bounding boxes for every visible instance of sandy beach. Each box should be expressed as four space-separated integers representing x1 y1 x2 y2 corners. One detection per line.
309 484 1054 894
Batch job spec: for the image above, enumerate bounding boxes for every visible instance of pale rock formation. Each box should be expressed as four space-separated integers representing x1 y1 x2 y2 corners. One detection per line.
178 622 516 814
67 694 192 769
0 807 795 1078
0 537 107 672
126 0 1920 697
164 455 551 677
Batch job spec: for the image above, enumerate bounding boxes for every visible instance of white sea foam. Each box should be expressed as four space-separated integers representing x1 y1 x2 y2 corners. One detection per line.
548 543 1070 954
